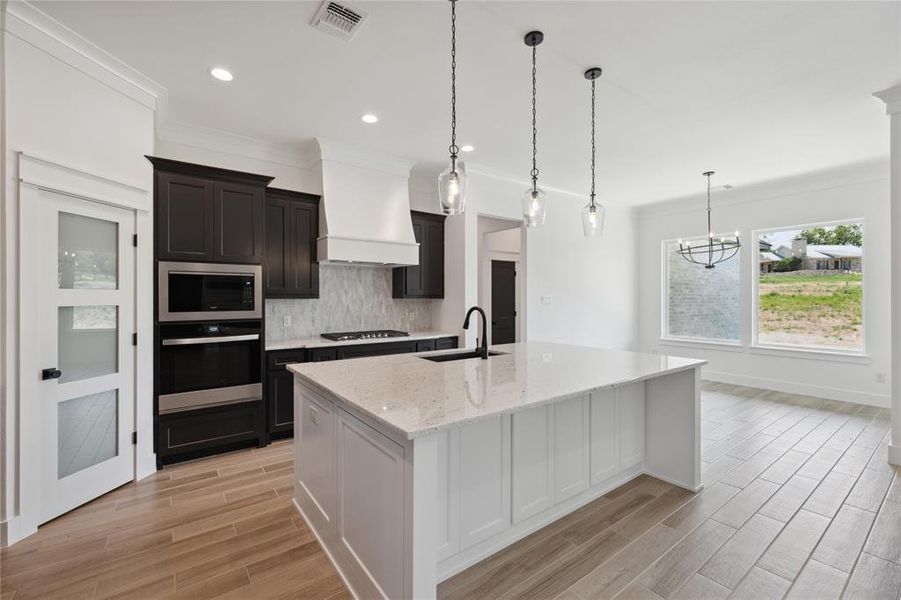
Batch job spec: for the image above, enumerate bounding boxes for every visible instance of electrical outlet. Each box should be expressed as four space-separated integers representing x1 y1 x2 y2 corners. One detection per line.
283 314 291 328
408 310 416 321
876 372 886 384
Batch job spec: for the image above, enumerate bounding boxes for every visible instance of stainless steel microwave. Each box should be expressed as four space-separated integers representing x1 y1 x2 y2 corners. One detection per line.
158 262 262 322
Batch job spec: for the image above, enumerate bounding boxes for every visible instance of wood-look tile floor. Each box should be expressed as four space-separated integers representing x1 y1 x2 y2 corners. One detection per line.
0 440 350 600
438 382 901 600
3 382 900 599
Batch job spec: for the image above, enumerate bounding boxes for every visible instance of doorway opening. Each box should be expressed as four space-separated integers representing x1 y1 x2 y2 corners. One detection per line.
477 216 523 345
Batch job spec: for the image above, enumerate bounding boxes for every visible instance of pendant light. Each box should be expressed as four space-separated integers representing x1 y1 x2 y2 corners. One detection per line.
676 171 741 268
582 67 605 237
438 0 466 215
522 31 546 228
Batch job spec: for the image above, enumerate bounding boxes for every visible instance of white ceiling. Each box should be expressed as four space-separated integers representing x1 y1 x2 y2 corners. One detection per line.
35 1 900 205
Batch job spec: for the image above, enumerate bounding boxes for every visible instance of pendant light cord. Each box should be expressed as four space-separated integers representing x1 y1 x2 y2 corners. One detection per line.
590 78 597 207
706 172 713 237
449 0 458 163
530 44 538 192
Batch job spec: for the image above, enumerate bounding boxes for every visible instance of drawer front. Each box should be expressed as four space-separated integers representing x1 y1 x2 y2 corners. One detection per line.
435 336 459 350
309 348 338 362
415 339 436 352
268 349 307 371
158 402 262 458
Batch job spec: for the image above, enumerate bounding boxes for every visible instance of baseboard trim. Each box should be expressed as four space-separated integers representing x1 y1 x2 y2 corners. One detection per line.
1 516 38 548
703 370 890 408
888 444 901 466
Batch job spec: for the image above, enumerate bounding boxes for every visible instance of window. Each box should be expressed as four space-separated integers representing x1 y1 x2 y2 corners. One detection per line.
663 237 741 343
754 221 863 352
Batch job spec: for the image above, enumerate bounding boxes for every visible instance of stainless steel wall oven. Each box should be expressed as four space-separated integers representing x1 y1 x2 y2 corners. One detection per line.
158 321 262 414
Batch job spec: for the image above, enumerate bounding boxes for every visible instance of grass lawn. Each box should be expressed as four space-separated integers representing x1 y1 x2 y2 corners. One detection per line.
758 272 862 349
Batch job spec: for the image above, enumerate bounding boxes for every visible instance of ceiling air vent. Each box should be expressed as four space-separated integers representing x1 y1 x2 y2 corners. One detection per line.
311 1 368 42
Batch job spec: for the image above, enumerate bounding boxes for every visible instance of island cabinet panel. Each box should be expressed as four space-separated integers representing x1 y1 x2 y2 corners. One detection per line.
590 389 620 485
296 387 336 534
554 397 591 501
336 408 406 600
618 383 646 468
435 429 461 561
512 406 555 523
458 416 512 550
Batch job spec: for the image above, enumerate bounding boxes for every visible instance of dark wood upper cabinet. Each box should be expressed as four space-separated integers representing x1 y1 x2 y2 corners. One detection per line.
148 156 273 264
214 182 264 263
155 172 215 261
393 211 446 298
264 188 320 298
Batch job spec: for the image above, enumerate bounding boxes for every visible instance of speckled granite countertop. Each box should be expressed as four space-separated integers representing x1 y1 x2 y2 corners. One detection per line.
266 331 457 351
288 342 705 440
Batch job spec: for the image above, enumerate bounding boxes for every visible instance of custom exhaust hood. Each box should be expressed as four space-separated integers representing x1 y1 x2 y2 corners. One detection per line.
315 139 419 266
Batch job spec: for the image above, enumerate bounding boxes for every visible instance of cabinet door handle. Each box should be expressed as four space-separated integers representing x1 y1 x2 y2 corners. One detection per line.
42 368 62 380
162 334 259 346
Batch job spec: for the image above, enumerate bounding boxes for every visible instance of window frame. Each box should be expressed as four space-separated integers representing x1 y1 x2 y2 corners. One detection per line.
750 218 867 357
659 234 744 347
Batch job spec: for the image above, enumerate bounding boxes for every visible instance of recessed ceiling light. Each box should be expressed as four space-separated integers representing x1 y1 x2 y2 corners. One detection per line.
460 144 475 152
210 67 233 82
361 113 379 124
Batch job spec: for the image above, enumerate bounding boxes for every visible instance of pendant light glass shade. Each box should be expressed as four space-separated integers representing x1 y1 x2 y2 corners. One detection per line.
522 186 547 228
581 202 605 237
439 160 467 215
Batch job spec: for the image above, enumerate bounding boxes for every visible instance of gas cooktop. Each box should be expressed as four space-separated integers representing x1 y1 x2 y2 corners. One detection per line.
320 330 410 342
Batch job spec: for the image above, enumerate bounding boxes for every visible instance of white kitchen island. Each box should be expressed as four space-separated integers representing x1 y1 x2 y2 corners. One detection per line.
288 342 705 600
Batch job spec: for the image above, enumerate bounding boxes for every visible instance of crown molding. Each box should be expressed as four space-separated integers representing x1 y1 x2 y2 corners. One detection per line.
2 1 167 125
875 84 901 115
157 121 318 170
638 157 890 220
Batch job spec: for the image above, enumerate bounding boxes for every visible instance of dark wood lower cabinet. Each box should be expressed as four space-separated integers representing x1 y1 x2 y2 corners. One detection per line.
157 402 264 465
265 336 459 437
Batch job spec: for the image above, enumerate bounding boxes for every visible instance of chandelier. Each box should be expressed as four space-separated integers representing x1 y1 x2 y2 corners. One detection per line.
676 171 740 268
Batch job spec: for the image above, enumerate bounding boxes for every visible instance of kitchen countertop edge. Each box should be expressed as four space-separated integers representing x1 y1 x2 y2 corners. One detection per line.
266 330 458 352
288 344 706 441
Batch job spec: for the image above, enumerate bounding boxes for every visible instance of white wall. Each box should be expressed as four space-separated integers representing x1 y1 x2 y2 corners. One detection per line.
637 160 891 407
527 200 639 351
2 8 157 544
410 167 639 351
155 122 321 194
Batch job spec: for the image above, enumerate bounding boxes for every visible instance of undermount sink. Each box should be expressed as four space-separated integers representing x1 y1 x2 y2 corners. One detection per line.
420 350 506 363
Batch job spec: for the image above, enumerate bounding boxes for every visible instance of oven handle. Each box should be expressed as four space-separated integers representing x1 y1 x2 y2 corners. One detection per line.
161 334 260 346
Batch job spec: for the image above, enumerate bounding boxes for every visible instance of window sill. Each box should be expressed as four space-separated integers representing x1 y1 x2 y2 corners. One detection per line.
659 337 745 352
749 344 870 364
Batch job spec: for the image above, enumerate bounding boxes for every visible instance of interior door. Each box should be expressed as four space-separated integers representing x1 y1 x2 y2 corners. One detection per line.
26 190 135 523
491 260 516 344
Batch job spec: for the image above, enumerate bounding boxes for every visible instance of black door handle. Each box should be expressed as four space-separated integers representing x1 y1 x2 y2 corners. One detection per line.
42 368 62 380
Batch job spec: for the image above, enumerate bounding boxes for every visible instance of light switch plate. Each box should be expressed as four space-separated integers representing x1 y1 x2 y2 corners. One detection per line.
540 295 552 305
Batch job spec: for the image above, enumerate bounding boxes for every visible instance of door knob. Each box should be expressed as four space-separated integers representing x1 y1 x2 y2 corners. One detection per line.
42 368 62 380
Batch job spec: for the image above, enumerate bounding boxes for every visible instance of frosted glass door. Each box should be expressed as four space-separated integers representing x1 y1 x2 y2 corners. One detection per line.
34 192 135 523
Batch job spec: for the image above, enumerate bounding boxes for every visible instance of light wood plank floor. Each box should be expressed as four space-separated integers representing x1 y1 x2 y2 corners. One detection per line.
2 382 899 599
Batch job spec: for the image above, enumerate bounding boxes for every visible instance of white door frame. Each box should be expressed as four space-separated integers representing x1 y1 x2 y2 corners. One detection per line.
9 153 154 544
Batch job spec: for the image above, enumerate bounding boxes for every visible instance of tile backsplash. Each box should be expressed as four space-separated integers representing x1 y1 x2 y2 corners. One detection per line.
265 263 438 341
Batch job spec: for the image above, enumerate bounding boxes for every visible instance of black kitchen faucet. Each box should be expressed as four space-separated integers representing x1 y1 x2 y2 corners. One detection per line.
462 306 489 360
